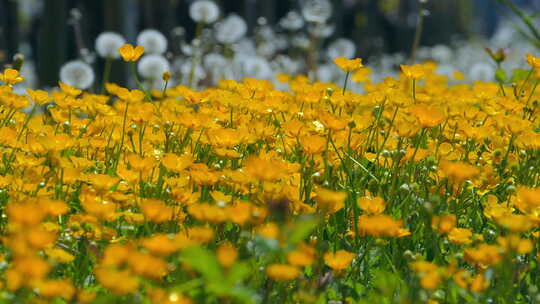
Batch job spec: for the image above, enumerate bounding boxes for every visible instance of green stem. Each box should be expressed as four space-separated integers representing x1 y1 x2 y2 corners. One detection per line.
101 57 112 94
410 1 425 64
412 79 417 102
342 72 350 95
525 79 540 119
188 22 204 88
497 0 540 42
131 62 151 101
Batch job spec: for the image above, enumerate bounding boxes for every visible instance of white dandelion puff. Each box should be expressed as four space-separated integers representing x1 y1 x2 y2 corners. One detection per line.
95 31 126 59
469 62 495 82
302 0 333 24
189 0 220 24
59 60 95 89
242 56 272 80
215 14 247 44
137 29 168 55
137 55 170 80
279 11 304 31
327 38 356 59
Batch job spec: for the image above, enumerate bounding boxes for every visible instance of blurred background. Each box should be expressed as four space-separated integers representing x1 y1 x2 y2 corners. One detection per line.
0 0 539 89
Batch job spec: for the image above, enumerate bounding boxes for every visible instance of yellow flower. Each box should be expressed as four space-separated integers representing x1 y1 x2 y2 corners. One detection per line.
314 188 347 214
266 264 300 281
324 250 355 271
148 288 193 304
447 227 473 245
526 53 540 69
140 199 175 223
127 251 169 279
358 215 410 238
77 289 97 303
44 248 75 263
118 44 145 62
357 196 386 215
59 82 82 96
162 71 171 81
33 279 75 300
333 57 363 72
497 235 533 254
495 214 536 232
244 156 287 182
95 267 139 295
408 104 446 128
438 161 479 185
453 270 489 292
161 153 194 173
257 222 279 239
400 64 427 80
410 260 444 290
0 68 23 86
420 271 442 290
287 243 316 267
141 234 182 256
117 87 145 103
217 242 238 268
464 244 503 268
300 135 327 154
26 88 50 105
431 214 456 234
352 67 372 82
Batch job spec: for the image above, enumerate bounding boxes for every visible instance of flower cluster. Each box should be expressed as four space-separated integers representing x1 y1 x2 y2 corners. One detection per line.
2 2 540 302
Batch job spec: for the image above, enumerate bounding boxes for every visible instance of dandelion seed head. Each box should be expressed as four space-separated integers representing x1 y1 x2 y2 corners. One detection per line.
327 38 356 59
59 60 95 89
469 62 495 82
137 54 170 80
189 0 220 24
215 14 247 44
302 0 333 24
279 11 304 31
95 32 126 59
137 29 168 55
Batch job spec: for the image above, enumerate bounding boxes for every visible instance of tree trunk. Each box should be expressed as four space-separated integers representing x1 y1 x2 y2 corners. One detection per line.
37 0 68 87
0 0 19 67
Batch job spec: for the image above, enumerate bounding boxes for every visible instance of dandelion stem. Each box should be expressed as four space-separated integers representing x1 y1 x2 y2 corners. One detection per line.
101 57 112 94
342 72 350 95
410 0 425 64
188 22 204 88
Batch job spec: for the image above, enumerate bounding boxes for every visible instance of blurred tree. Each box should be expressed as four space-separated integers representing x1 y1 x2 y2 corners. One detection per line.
36 0 68 87
0 0 519 86
0 0 19 67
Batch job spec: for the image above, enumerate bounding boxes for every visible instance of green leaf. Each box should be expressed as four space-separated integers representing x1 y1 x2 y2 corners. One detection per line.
287 215 320 245
227 261 251 284
180 246 224 282
495 68 507 83
511 68 531 82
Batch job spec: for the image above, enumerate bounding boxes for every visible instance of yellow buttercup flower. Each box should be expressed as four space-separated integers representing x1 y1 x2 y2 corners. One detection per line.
26 89 50 105
526 53 540 69
0 68 24 86
333 57 363 72
314 188 347 214
447 227 473 245
400 64 427 80
266 264 300 281
324 250 355 271
357 196 386 215
118 44 145 62
217 242 238 268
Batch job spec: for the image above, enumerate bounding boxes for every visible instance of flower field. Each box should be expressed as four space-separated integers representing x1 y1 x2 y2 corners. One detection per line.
1 0 540 302
1 48 540 303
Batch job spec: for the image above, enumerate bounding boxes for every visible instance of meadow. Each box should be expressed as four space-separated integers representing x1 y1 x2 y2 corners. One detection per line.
0 0 540 302
1 47 540 303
